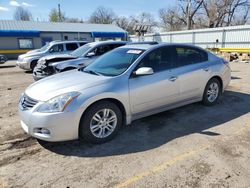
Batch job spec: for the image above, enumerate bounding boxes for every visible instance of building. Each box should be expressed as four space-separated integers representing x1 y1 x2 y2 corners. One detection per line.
130 24 250 49
0 20 127 58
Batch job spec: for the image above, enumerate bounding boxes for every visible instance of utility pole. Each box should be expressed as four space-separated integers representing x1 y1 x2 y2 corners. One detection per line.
186 0 191 30
58 4 62 22
179 0 192 30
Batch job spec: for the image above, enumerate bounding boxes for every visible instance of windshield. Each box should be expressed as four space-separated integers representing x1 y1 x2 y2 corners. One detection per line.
83 48 144 76
71 44 92 57
39 43 51 52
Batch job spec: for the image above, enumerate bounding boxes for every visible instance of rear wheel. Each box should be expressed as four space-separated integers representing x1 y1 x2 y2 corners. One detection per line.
79 101 122 144
202 78 221 106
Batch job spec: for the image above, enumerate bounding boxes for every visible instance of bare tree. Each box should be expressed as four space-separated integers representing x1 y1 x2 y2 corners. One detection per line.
13 7 33 21
202 0 249 27
129 12 158 33
178 0 204 29
115 16 136 33
159 7 185 31
89 7 116 24
66 18 84 23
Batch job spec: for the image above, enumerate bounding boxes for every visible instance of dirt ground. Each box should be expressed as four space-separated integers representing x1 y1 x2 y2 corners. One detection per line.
0 60 250 188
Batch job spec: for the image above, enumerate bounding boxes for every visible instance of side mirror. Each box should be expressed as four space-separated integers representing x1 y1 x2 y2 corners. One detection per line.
86 52 95 57
134 67 154 76
49 48 54 53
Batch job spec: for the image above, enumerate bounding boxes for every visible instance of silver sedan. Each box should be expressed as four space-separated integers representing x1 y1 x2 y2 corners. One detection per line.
19 43 231 144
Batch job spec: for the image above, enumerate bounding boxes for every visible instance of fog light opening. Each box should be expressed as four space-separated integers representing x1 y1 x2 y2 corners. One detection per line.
34 128 51 135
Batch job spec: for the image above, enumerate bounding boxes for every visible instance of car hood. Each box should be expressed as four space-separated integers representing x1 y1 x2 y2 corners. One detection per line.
26 49 40 54
25 70 110 101
42 54 74 61
51 57 89 68
19 51 44 60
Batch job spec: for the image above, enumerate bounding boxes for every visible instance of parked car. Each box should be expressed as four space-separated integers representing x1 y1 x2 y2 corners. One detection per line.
19 43 231 144
0 54 8 64
33 41 128 81
17 40 88 71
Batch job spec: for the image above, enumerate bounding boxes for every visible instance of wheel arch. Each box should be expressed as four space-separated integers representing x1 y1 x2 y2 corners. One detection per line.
209 75 223 93
78 98 128 136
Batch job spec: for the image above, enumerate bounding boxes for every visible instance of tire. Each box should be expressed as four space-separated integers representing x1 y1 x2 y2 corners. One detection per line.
30 60 38 71
79 101 122 144
202 78 221 106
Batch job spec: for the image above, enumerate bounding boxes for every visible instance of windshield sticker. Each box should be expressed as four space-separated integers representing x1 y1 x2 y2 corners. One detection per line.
127 50 142 54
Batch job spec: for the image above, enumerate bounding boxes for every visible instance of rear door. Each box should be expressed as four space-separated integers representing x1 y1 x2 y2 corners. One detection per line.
129 46 180 115
65 43 79 52
172 45 210 101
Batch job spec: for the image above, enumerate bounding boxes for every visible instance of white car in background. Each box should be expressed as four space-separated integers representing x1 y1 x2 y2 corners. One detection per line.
16 40 88 70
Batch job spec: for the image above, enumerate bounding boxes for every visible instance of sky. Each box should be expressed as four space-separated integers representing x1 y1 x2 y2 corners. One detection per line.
0 0 177 21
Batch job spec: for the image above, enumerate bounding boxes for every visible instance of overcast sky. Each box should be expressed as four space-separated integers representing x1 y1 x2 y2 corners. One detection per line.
0 0 177 21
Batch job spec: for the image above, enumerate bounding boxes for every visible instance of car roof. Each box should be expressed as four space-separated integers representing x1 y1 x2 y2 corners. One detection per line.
87 40 128 47
50 40 88 45
119 42 207 51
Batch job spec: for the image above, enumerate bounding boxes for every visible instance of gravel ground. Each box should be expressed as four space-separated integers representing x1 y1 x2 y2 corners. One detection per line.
0 61 250 188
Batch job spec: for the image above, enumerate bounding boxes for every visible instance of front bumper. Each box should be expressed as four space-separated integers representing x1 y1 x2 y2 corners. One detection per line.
33 66 56 81
19 104 80 142
16 60 31 70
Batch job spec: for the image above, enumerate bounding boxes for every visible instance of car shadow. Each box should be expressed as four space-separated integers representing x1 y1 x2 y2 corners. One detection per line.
0 65 16 69
39 90 250 157
25 70 33 74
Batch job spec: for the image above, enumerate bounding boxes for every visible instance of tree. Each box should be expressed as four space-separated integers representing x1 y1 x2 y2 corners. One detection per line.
159 7 185 31
129 12 158 33
66 18 84 23
49 8 66 22
202 0 249 27
89 7 116 24
13 7 33 21
178 0 204 30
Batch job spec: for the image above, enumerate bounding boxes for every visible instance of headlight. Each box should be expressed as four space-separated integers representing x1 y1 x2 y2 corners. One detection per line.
23 57 36 62
37 92 80 113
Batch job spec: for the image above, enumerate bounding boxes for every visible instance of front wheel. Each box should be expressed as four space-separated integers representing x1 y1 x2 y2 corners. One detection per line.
79 101 122 144
202 78 221 106
30 60 38 71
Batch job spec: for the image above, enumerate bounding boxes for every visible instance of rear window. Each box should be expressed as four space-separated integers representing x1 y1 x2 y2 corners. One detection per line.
66 43 79 51
174 46 208 67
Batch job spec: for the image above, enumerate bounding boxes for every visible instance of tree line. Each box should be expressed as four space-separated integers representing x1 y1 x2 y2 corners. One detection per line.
13 0 249 34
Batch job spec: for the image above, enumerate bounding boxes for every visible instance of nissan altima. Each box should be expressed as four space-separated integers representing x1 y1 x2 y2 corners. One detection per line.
19 43 231 144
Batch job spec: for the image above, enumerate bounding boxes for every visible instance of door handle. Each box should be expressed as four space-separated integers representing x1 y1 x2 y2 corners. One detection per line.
203 68 209 72
169 76 177 82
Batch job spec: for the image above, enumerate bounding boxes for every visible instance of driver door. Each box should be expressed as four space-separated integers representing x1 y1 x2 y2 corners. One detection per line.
129 46 180 115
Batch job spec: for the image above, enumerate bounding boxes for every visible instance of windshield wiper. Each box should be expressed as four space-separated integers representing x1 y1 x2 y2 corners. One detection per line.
83 69 101 76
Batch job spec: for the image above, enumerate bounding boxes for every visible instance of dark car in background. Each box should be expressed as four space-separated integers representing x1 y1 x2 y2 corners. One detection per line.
33 41 127 81
17 40 88 71
0 54 8 64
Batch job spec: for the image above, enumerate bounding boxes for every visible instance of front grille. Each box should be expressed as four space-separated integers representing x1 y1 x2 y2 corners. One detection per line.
20 94 38 110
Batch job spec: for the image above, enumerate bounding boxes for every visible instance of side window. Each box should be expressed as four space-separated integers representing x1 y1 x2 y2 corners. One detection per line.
49 44 64 53
80 42 87 46
94 45 111 56
66 43 78 51
174 46 208 67
110 44 125 50
138 47 173 72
